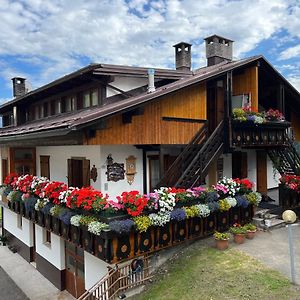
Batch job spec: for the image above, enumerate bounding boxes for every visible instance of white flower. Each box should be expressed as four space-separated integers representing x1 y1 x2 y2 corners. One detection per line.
88 221 109 235
149 212 171 226
225 197 237 208
194 204 210 217
70 215 82 226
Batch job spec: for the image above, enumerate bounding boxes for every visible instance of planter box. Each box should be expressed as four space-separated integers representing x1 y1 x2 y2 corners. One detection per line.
19 202 25 217
61 223 70 241
229 206 240 226
52 217 61 236
203 213 216 235
217 211 229 232
80 227 94 254
94 235 112 262
115 234 132 261
98 212 129 224
37 211 44 227
44 214 52 231
70 225 81 246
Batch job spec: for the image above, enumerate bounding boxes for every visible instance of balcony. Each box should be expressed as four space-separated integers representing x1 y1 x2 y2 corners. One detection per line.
231 120 291 148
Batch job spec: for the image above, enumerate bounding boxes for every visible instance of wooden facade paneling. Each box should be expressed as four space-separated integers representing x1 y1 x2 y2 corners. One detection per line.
85 83 206 145
291 111 300 141
233 66 258 110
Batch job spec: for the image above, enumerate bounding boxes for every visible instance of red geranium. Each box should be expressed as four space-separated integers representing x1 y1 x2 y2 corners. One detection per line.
117 190 148 217
234 178 254 193
66 186 108 211
15 174 34 193
4 173 18 187
280 174 300 192
44 181 67 205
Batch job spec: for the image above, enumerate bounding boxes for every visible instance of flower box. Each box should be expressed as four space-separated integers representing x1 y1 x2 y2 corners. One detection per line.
52 216 61 236
115 234 132 261
44 214 52 231
216 211 229 232
136 227 154 254
19 202 25 217
37 211 44 227
94 235 112 262
80 226 94 254
70 225 81 246
61 222 70 241
229 206 240 226
203 213 216 235
98 211 129 224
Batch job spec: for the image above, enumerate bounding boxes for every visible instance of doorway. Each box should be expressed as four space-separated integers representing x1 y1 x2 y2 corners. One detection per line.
232 152 248 179
65 242 85 298
256 150 268 194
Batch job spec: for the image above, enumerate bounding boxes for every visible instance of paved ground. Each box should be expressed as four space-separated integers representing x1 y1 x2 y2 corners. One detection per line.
0 245 75 300
233 223 300 285
0 265 29 300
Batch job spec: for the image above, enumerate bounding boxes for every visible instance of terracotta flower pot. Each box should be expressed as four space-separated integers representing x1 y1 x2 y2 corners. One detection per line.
215 238 229 250
246 230 256 239
233 233 245 244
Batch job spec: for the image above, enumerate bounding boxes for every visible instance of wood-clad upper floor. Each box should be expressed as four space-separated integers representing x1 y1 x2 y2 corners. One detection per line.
85 83 206 145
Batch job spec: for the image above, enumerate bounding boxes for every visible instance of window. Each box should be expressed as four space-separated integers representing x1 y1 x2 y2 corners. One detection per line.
2 113 13 127
43 229 51 245
40 155 50 179
17 214 22 229
83 89 98 108
43 102 48 117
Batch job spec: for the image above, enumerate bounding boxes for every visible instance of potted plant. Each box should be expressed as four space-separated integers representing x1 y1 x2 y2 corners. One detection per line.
213 231 230 250
244 223 257 239
229 223 247 244
0 235 8 246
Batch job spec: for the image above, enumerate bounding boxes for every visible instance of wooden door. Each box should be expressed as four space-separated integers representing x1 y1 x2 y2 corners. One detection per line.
256 150 267 193
232 152 248 179
40 156 50 179
68 158 90 188
65 242 85 298
1 158 8 183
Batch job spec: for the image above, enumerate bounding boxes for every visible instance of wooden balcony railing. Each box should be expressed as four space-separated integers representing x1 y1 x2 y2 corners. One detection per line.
5 200 254 264
231 120 291 148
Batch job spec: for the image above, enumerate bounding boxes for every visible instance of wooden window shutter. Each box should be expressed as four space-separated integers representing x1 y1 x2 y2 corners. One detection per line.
40 155 50 179
67 159 73 187
82 159 90 187
241 152 248 179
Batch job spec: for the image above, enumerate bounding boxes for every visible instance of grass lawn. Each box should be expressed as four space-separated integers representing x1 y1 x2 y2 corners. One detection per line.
133 243 300 300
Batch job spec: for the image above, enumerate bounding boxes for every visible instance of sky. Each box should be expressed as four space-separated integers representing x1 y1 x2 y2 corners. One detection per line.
0 0 300 103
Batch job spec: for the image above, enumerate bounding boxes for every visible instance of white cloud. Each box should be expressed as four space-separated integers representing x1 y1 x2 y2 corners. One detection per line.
0 0 299 94
279 44 300 60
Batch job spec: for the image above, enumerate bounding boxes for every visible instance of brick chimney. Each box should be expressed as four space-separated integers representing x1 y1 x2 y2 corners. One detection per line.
12 77 26 98
204 35 233 66
173 42 192 70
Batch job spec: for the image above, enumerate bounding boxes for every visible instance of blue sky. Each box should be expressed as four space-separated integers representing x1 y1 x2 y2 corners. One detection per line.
0 0 300 103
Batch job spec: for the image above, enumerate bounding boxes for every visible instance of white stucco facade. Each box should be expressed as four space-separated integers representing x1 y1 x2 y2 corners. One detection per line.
106 76 148 98
36 145 144 201
35 224 65 270
3 207 34 247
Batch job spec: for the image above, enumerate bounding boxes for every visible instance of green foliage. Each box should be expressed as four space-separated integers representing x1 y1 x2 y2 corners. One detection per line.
183 206 199 218
213 231 230 240
79 215 97 226
218 199 231 212
229 224 247 235
244 223 257 231
133 215 152 232
232 108 247 121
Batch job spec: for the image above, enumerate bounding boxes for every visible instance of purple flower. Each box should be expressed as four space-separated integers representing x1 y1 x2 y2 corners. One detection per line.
109 219 135 234
170 208 186 221
235 195 249 208
58 209 76 225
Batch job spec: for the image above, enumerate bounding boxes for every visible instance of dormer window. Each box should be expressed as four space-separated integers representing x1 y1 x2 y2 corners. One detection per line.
2 112 13 127
83 89 99 108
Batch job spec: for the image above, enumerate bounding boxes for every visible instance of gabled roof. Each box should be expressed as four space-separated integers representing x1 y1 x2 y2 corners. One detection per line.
1 54 299 141
0 63 192 111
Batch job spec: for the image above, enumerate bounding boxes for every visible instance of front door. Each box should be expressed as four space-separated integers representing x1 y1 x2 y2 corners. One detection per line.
65 242 85 298
257 150 268 194
232 152 248 179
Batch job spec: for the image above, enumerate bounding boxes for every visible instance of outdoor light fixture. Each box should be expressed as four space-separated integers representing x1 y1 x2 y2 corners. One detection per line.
282 209 298 284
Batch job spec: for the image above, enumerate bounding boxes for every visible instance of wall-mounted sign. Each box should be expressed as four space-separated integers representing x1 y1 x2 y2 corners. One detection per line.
106 162 125 182
126 155 137 185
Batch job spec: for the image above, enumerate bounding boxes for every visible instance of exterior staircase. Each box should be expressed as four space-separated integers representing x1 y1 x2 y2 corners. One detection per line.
267 138 300 175
157 120 224 188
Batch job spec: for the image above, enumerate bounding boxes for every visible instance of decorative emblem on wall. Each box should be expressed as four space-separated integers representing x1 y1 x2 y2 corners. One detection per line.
126 155 137 185
90 165 98 182
106 154 125 182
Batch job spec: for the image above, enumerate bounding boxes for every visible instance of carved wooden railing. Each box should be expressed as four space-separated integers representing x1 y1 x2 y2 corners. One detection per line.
175 120 224 188
268 137 300 176
157 121 208 188
78 256 152 300
231 120 290 147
